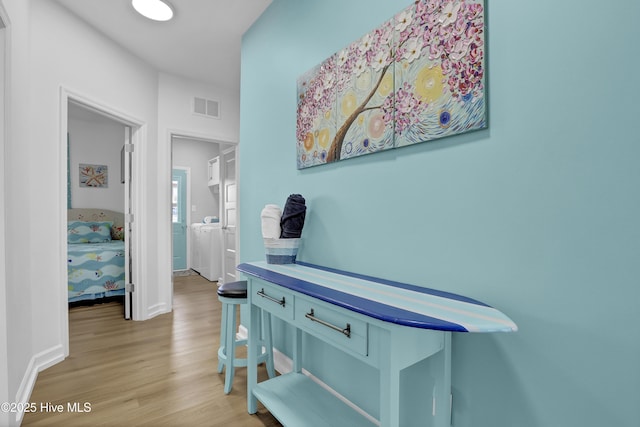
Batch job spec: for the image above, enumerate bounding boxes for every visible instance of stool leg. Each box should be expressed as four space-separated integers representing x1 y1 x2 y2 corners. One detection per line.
217 302 227 374
262 310 275 378
223 303 237 394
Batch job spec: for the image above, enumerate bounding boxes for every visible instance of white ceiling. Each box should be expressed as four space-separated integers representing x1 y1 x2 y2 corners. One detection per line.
55 0 272 91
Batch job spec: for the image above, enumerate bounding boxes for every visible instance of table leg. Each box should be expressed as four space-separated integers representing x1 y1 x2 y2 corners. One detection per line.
292 327 302 373
379 329 449 427
378 329 400 427
433 332 452 427
247 294 260 414
223 303 237 394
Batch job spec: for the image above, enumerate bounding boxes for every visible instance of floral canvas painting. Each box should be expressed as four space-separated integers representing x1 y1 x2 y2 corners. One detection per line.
79 164 108 188
296 0 486 169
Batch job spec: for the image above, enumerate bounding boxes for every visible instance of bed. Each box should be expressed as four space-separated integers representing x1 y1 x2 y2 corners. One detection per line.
67 209 126 304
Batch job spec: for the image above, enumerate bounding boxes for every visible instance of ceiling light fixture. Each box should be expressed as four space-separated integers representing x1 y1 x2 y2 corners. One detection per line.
131 0 174 22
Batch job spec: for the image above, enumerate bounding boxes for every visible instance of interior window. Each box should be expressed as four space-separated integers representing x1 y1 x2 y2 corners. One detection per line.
172 180 179 223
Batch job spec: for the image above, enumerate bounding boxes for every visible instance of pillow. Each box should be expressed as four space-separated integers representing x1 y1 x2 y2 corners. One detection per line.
68 221 112 244
111 225 124 241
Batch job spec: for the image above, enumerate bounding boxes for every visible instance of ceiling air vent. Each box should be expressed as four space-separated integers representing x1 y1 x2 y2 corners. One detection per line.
193 97 220 119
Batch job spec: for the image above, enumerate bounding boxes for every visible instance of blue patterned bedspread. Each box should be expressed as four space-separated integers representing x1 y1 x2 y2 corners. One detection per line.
68 241 125 303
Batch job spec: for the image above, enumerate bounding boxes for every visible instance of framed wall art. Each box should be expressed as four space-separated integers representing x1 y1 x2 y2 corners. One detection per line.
79 164 108 188
296 0 486 169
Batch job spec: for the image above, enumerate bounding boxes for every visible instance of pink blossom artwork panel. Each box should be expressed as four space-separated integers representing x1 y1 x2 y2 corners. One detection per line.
296 19 396 169
393 0 486 148
332 17 395 163
296 58 338 168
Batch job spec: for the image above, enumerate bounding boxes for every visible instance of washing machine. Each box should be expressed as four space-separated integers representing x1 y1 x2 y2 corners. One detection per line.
190 223 222 282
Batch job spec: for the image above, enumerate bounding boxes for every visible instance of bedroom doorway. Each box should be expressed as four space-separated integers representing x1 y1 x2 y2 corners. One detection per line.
67 101 134 320
61 88 146 358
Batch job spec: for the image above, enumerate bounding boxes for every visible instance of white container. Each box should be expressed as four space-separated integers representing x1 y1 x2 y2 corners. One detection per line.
264 238 300 264
261 204 282 239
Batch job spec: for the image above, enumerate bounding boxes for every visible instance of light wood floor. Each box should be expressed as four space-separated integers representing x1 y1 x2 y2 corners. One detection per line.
22 274 281 427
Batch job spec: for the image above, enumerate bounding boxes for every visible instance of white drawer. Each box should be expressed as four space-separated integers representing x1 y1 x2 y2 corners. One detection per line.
295 296 368 357
251 281 295 321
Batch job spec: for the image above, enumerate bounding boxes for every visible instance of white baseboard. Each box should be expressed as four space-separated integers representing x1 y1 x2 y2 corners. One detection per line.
146 303 169 319
14 344 65 425
238 324 248 340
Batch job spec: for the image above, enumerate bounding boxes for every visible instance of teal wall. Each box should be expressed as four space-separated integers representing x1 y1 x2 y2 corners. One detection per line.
240 1 640 425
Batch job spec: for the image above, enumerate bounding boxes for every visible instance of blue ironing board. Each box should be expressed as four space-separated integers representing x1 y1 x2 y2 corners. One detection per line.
237 261 517 333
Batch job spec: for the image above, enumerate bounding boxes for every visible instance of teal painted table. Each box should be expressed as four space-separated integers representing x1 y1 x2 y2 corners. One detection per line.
239 261 517 427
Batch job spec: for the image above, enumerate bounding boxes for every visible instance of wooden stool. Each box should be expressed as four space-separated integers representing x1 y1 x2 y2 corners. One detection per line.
217 280 275 394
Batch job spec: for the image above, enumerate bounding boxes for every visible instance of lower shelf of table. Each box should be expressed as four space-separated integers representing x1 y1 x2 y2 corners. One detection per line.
252 372 375 427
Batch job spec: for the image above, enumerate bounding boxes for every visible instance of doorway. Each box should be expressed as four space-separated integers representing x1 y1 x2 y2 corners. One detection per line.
60 89 144 355
170 134 237 284
67 102 132 316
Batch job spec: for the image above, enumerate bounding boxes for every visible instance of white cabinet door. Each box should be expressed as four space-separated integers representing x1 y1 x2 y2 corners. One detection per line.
208 156 220 187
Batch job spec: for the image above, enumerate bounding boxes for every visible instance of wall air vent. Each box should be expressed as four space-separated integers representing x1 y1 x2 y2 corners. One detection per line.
193 97 220 119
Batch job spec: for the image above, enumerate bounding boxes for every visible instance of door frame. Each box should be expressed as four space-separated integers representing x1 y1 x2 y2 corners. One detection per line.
171 166 191 271
0 6 9 424
59 87 146 355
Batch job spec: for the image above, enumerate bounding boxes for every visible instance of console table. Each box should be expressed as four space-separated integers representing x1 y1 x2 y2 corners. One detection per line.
238 261 517 427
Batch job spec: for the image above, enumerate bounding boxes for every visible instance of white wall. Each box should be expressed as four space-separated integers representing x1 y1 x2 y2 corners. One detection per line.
2 0 35 424
0 4 9 426
158 72 240 141
68 109 126 211
0 1 245 421
0 0 162 420
172 137 220 223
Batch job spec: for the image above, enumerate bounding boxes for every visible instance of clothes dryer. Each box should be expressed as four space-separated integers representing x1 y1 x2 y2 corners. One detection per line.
191 223 222 282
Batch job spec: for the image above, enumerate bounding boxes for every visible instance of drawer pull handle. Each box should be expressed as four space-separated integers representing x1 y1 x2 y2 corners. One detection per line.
305 309 351 338
257 288 286 307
